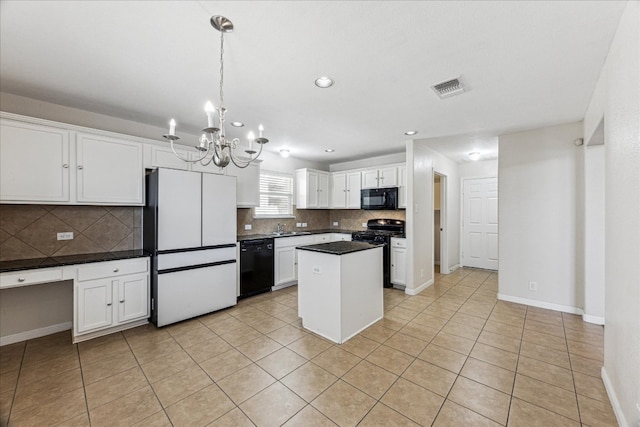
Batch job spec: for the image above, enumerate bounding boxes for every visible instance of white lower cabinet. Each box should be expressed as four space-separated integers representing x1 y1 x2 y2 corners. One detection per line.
74 258 149 340
273 235 315 289
390 237 407 286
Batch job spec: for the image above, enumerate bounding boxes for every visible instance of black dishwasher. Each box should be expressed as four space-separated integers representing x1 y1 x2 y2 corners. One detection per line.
239 238 274 299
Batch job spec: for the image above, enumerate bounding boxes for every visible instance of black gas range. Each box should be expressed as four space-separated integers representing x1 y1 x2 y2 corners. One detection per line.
352 219 405 288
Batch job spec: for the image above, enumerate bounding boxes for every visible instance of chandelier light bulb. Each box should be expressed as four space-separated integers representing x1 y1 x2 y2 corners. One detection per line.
169 119 176 136
205 101 215 127
258 124 264 138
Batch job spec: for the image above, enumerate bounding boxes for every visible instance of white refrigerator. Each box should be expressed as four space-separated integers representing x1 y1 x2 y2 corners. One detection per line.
144 168 237 327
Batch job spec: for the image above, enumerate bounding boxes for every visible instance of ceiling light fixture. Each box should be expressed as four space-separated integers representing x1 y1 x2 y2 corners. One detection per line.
468 151 481 161
230 121 244 127
404 130 418 136
279 149 290 158
315 77 334 88
163 15 267 169
325 149 335 153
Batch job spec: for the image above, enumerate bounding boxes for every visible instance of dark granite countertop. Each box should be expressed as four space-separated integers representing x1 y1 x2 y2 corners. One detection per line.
0 250 151 273
238 229 356 242
296 241 383 255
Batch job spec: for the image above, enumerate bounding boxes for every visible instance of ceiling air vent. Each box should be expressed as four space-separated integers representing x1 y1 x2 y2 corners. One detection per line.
431 77 465 99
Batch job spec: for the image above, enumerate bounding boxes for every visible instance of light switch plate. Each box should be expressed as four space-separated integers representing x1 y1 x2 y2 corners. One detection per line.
57 232 74 241
244 224 252 230
333 222 339 226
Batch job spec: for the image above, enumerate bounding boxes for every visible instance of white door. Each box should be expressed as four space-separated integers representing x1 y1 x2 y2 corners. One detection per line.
202 173 237 246
117 275 148 323
0 119 70 202
76 279 113 333
76 133 143 204
462 177 498 270
308 171 319 208
390 247 407 285
362 170 379 189
318 173 330 208
346 172 361 208
331 173 346 208
157 169 202 250
378 167 397 187
275 246 296 286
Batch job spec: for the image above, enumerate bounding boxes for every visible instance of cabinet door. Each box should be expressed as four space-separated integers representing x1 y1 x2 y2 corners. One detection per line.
0 119 70 202
307 172 319 208
346 172 362 208
149 145 190 171
76 133 143 204
398 165 407 208
361 170 379 189
202 173 237 246
330 173 347 209
117 274 148 324
227 162 260 207
275 246 297 285
390 247 407 286
318 173 330 208
378 167 398 187
76 279 113 333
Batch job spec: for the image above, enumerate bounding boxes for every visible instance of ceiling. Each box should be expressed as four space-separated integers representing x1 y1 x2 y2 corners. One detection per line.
0 1 626 165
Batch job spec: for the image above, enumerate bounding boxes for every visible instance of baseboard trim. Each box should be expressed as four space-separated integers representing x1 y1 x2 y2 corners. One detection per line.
447 264 461 274
582 314 605 325
0 322 72 346
601 366 629 427
405 279 434 296
497 294 583 315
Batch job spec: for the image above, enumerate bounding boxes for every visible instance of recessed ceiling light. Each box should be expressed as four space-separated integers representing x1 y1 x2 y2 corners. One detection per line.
279 149 290 158
315 77 334 88
404 130 418 136
325 149 335 153
230 121 244 127
468 151 481 161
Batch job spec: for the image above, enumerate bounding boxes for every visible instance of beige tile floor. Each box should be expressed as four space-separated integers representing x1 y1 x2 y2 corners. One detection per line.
0 268 618 426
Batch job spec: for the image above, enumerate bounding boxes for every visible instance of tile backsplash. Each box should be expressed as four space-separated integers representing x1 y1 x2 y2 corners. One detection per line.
0 205 142 261
237 207 406 235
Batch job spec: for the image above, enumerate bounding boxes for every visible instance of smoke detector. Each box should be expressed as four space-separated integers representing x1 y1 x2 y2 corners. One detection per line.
431 77 465 99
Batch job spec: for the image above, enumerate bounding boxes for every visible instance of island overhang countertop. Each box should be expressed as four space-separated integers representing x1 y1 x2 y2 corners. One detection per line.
296 241 383 255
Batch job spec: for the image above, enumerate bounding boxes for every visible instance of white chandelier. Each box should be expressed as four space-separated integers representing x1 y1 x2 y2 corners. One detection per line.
163 16 268 169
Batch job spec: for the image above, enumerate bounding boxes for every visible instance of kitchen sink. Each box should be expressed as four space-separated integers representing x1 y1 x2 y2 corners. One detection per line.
271 231 312 236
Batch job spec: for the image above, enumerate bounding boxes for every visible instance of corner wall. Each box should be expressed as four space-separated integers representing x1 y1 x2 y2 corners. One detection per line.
498 122 584 311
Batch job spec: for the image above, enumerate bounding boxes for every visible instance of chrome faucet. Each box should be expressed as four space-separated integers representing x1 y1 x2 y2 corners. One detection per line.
276 223 284 234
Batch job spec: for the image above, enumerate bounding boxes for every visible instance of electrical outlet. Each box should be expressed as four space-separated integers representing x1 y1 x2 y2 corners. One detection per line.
244 224 252 230
362 222 367 227
528 281 537 292
333 221 339 226
296 222 302 227
302 223 307 227
57 232 74 241
312 266 321 274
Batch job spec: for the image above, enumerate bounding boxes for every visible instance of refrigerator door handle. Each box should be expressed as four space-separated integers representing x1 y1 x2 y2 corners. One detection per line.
157 259 236 275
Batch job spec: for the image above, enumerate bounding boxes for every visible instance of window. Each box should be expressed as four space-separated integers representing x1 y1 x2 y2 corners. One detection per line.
254 170 294 218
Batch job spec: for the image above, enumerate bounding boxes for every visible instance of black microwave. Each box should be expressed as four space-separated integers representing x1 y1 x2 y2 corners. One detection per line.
361 187 398 210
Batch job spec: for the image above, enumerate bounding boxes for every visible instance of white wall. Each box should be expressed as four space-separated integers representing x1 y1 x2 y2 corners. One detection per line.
459 159 498 179
583 144 605 324
583 2 640 425
498 122 584 311
406 139 460 295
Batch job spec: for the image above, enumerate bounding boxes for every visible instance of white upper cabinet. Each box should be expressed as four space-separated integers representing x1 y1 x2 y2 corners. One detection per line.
398 165 407 209
330 171 361 209
146 144 191 171
76 133 143 205
361 166 398 189
0 118 70 203
0 117 144 205
296 168 329 209
226 161 260 207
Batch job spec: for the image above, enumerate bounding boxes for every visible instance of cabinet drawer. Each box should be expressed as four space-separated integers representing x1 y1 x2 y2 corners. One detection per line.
77 258 148 282
0 268 64 289
390 238 407 248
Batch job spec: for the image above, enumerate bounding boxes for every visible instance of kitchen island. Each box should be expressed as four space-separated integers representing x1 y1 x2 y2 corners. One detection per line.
297 241 383 344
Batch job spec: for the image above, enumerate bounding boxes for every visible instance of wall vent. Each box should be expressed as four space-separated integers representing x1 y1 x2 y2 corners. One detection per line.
431 77 465 99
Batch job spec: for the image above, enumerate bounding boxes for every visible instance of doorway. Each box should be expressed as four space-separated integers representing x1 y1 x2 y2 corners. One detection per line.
462 177 499 270
434 172 447 274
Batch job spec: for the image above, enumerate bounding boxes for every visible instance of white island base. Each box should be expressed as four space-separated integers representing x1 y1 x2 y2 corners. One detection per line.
297 244 383 344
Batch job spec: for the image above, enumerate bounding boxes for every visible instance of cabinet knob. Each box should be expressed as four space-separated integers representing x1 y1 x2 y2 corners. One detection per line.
62 164 69 169
120 300 125 303
77 165 83 170
18 277 25 282
106 303 112 306
113 268 119 273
